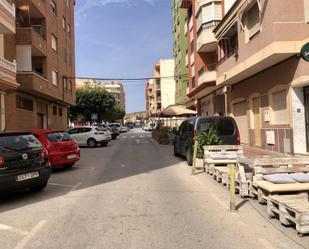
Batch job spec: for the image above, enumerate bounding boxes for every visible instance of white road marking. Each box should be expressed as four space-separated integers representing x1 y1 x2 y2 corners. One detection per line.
14 220 46 249
48 182 74 188
0 224 28 236
71 182 82 191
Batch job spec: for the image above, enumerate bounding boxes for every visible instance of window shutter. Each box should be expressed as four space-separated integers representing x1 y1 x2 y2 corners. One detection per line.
247 3 260 38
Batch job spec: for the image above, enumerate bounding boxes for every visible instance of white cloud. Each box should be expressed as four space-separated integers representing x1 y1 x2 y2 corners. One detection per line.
75 0 159 19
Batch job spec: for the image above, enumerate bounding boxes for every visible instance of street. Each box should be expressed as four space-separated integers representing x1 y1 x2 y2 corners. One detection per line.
0 128 308 249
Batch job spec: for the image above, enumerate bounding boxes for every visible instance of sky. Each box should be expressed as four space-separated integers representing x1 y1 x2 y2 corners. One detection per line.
75 0 173 113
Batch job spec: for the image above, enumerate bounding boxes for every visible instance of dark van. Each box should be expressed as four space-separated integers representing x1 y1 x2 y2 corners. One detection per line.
0 132 51 195
174 116 240 165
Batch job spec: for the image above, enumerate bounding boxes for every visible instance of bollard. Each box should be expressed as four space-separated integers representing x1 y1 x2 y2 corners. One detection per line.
229 163 236 212
192 140 198 175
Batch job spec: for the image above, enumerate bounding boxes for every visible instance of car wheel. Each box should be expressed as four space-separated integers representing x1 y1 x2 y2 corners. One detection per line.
87 138 97 148
186 147 193 166
174 144 180 157
30 181 48 192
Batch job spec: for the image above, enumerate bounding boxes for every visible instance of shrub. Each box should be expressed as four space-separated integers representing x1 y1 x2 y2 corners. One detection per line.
194 127 222 159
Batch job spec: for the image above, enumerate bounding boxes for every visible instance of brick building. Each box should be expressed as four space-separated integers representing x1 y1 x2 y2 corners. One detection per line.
1 0 76 131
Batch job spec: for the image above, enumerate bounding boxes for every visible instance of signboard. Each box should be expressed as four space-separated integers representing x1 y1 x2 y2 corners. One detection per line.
300 43 309 62
91 113 98 120
266 130 275 145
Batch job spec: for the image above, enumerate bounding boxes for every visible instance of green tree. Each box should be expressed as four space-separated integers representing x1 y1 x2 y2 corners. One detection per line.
69 86 122 122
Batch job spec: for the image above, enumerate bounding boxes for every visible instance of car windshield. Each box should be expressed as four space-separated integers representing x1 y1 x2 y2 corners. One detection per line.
0 134 42 151
95 127 107 131
46 132 73 142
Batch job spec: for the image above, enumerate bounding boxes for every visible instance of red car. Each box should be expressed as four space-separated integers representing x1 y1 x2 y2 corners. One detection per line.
30 129 80 168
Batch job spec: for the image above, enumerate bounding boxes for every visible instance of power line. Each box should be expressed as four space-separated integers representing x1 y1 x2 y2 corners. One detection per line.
74 73 188 82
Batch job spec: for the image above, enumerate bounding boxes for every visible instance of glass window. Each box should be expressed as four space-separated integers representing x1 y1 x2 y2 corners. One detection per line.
67 24 70 33
51 34 57 51
62 17 66 30
0 134 42 151
216 119 235 136
50 1 57 16
52 70 58 86
46 132 72 142
245 2 260 40
16 96 33 111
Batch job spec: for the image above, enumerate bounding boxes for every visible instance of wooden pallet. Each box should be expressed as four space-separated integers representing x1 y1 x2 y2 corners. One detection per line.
267 193 309 236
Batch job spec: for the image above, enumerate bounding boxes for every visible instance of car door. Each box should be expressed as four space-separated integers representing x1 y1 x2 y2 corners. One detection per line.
67 128 79 142
179 122 189 155
79 128 92 144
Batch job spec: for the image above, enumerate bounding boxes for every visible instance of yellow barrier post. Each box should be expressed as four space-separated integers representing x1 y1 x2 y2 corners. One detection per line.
229 163 236 212
192 140 198 175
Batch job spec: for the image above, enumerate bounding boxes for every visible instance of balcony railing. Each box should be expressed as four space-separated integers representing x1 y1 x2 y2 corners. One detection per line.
0 57 16 73
0 0 15 17
197 20 221 35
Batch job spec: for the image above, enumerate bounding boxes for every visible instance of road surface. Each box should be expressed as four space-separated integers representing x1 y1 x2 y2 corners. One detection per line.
0 128 308 249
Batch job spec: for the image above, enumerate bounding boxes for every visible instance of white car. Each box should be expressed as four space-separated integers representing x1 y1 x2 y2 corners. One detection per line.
143 122 156 131
108 123 129 133
67 126 112 147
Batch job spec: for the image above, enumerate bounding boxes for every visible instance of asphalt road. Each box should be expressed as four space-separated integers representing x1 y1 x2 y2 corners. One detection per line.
0 128 308 249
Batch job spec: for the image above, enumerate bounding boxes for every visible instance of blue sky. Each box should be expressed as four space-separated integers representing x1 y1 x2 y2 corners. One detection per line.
75 0 173 113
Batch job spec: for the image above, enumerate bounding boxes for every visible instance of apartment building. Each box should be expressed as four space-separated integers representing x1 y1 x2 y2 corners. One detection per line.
2 0 76 130
0 0 17 131
145 79 155 117
76 79 126 111
172 0 189 106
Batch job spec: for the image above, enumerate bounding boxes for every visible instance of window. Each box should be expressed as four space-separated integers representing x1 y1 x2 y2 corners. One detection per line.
59 107 62 117
62 17 66 30
16 96 33 111
198 2 222 29
245 2 260 40
192 76 195 89
33 63 43 75
52 70 58 86
67 24 70 33
68 80 72 93
63 48 67 62
63 77 67 92
50 1 57 16
53 106 57 115
51 34 57 51
66 0 69 7
271 89 288 124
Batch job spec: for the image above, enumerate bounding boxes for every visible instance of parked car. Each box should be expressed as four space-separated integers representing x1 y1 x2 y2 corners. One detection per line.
0 132 51 195
67 126 112 148
108 123 129 133
174 116 240 166
31 130 80 169
143 122 156 131
125 122 135 129
94 124 120 140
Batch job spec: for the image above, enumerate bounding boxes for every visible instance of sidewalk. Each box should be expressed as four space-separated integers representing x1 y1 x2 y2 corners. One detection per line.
243 144 285 158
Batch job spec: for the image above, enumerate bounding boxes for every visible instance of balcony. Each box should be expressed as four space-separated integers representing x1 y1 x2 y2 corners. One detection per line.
0 57 18 90
17 71 50 99
214 0 309 86
197 20 220 52
180 0 192 8
16 0 46 18
197 65 217 86
0 0 15 33
16 27 47 56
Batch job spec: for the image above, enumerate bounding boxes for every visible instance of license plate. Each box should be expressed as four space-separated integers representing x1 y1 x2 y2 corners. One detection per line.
67 154 77 159
16 171 39 182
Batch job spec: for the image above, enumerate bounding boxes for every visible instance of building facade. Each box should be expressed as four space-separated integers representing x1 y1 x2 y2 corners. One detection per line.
76 79 126 111
145 79 155 117
2 0 76 131
178 0 309 154
173 0 189 106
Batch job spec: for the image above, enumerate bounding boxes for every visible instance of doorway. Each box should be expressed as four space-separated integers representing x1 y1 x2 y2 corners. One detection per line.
252 97 261 146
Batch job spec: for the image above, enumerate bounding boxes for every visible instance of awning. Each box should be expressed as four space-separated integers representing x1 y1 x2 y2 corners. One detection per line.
160 105 197 117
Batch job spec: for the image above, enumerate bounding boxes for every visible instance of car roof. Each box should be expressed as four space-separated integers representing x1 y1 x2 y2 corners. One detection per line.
30 129 65 135
0 131 33 137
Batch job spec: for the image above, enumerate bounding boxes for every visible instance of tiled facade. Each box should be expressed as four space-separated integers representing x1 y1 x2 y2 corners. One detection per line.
1 0 76 131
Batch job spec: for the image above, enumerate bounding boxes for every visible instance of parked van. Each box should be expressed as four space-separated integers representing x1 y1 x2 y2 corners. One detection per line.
174 116 240 165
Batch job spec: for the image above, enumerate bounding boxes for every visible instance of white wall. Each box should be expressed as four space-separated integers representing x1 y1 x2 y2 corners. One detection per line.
160 59 176 109
224 0 236 14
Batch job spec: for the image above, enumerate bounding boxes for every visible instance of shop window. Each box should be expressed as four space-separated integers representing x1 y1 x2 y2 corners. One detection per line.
271 89 288 124
16 96 33 111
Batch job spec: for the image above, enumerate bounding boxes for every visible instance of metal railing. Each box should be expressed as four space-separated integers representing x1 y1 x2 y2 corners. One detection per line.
0 57 16 72
0 0 15 17
197 20 221 35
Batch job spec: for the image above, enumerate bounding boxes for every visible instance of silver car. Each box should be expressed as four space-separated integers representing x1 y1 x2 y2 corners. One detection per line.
67 126 112 148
